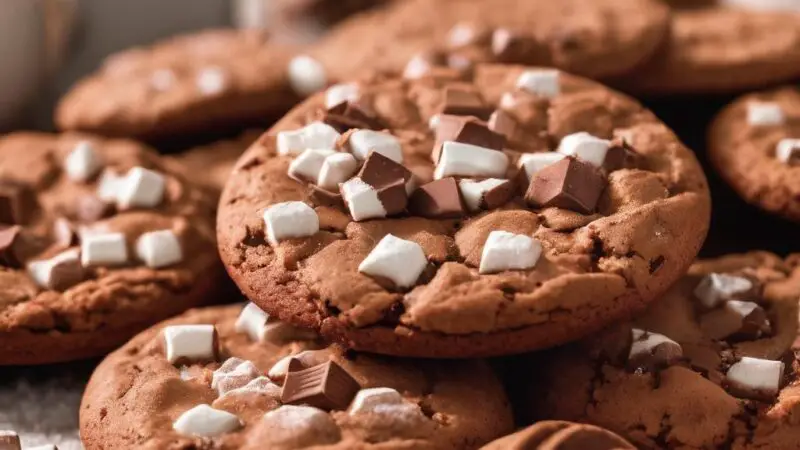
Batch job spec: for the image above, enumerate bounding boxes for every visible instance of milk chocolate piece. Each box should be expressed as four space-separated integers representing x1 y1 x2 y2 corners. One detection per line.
525 157 606 214
76 194 114 223
440 87 491 119
49 250 86 291
603 137 641 173
408 178 465 219
323 101 383 132
480 179 515 209
433 115 505 162
492 28 552 64
0 182 35 225
281 360 360 411
0 225 45 268
354 151 413 215
308 185 345 209
488 109 517 139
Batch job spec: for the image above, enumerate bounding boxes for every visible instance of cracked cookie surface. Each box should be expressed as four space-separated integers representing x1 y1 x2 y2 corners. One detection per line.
79 304 514 450
217 64 710 357
0 132 219 364
518 252 800 450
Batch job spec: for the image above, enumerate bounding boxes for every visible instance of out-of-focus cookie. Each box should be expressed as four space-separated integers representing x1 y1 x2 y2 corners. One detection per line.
517 252 800 449
79 304 514 449
169 131 261 192
708 86 800 222
308 0 670 81
480 421 635 450
56 30 304 141
611 2 800 94
0 132 219 365
216 64 710 358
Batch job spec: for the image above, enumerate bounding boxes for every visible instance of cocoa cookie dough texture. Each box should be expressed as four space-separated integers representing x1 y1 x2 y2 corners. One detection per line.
79 304 514 449
217 64 710 357
0 133 218 365
479 421 635 450
519 252 800 449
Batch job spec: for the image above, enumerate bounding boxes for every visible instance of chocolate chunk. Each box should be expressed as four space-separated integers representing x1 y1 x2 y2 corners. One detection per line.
0 182 36 225
440 87 491 120
408 178 465 219
76 194 115 223
53 218 78 248
491 28 552 64
49 250 86 291
603 137 641 173
433 115 505 162
525 157 607 214
480 179 515 209
700 300 772 342
322 101 383 132
308 185 345 209
488 109 518 139
0 226 46 268
281 360 361 411
351 151 413 216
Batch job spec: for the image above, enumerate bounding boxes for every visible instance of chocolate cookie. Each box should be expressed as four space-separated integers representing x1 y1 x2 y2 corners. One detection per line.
79 303 514 449
56 30 305 141
170 131 261 191
217 64 710 357
308 0 670 81
708 86 800 222
248 0 388 42
611 2 800 94
517 252 800 449
0 132 219 365
480 421 635 450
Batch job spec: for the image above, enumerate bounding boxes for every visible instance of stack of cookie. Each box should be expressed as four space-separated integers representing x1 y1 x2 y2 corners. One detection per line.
3 0 800 449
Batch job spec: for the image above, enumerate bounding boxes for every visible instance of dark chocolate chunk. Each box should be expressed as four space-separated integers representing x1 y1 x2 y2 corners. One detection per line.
353 151 413 215
603 137 641 173
433 115 505 162
440 86 491 120
0 225 46 268
0 182 36 225
408 178 465 219
322 101 383 132
480 179 515 209
525 157 607 214
280 360 361 411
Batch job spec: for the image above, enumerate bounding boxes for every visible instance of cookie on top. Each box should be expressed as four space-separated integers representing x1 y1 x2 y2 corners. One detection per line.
480 421 635 450
0 133 219 364
518 252 800 449
217 64 710 357
79 303 514 450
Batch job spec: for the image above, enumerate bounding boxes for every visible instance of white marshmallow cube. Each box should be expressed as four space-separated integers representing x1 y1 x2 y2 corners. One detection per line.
173 404 241 437
81 233 128 267
196 66 227 96
224 376 282 398
27 248 81 289
517 152 567 181
135 229 182 268
277 122 341 156
358 234 427 288
458 178 508 211
235 302 269 342
116 167 166 209
348 130 404 163
629 328 683 362
325 83 359 109
434 142 509 179
288 149 335 183
288 55 327 96
164 324 217 364
447 23 478 48
263 201 320 246
515 69 560 99
261 405 338 441
349 387 404 415
403 54 433 80
212 357 262 396
96 169 123 202
557 132 611 167
318 153 358 190
693 273 753 309
479 231 542 274
726 357 784 398
747 102 785 126
65 141 102 183
776 138 800 164
341 178 387 221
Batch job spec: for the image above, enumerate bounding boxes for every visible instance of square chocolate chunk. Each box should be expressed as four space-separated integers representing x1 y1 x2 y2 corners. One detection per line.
525 157 607 214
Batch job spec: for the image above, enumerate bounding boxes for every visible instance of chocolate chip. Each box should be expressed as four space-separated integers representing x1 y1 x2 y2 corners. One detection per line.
322 101 383 132
0 182 36 225
488 109 518 139
76 194 115 223
433 115 505 162
491 28 552 65
308 185 345 209
408 178 466 219
280 360 361 411
603 137 641 173
440 87 492 120
480 179 515 209
525 157 607 214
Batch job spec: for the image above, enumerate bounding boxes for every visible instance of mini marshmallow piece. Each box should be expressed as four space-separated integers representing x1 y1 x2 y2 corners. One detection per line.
0 430 20 450
318 153 358 190
628 328 683 371
479 231 542 274
260 405 340 446
341 178 387 221
726 357 784 400
434 141 509 179
403 54 434 80
348 130 404 163
135 229 182 268
164 324 217 364
116 167 166 209
700 299 771 340
277 121 341 156
458 178 510 211
358 234 427 289
747 102 785 126
65 141 102 182
428 114 441 130
557 132 612 167
27 248 84 290
447 22 478 48
288 149 335 183
235 302 269 342
96 169 123 202
325 83 359 109
288 55 327 96
517 152 567 181
225 376 282 398
263 201 320 246
776 138 800 164
150 68 176 91
212 357 261 395
515 69 560 99
81 232 128 267
349 387 404 415
196 66 227 95
693 273 754 309
173 404 241 437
